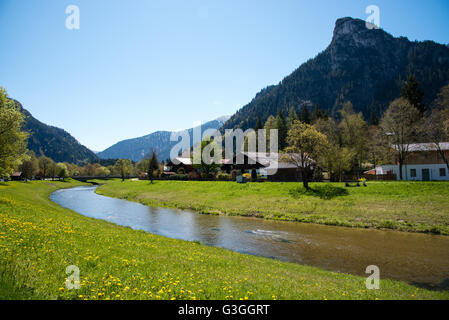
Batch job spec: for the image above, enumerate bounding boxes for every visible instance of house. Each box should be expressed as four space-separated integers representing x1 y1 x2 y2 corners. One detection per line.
166 157 194 173
165 156 229 174
375 143 449 181
226 152 308 182
10 172 23 181
164 152 307 181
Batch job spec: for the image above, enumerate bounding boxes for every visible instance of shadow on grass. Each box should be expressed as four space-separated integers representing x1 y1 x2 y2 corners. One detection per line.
411 278 449 292
289 184 349 200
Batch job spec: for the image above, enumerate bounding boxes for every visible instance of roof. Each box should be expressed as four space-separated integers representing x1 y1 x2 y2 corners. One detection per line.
241 152 299 169
172 157 229 166
393 143 449 152
11 172 22 177
171 157 192 165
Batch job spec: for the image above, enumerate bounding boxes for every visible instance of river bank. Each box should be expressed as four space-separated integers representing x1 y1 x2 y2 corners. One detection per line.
1 180 448 299
94 179 449 235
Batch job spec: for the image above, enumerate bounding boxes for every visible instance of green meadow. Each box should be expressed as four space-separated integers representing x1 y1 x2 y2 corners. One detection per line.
95 179 449 235
1 180 448 300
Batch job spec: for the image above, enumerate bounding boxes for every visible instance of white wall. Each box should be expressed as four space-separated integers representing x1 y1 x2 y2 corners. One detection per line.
376 164 449 181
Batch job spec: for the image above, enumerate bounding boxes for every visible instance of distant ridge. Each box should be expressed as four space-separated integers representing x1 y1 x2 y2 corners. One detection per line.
98 116 230 162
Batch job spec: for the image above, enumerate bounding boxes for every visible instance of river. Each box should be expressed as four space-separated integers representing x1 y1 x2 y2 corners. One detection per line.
50 185 449 289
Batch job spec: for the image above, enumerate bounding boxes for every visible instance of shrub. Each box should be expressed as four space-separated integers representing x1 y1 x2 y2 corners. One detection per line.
231 170 238 181
251 169 257 182
217 172 231 181
187 171 199 180
177 168 186 175
289 184 348 200
168 174 188 180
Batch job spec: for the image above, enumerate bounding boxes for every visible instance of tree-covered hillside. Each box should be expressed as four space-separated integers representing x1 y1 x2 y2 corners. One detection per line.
12 100 98 164
222 17 449 131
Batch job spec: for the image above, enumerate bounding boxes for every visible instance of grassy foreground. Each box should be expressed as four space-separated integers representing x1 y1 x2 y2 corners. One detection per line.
0 181 448 300
95 179 449 235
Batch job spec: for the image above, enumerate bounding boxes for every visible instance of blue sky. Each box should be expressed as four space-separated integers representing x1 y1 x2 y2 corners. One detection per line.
1 0 448 151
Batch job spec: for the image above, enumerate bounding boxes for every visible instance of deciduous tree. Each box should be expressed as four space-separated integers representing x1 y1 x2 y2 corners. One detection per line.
380 98 421 180
282 121 328 189
425 84 449 171
38 156 54 179
0 87 29 178
114 159 133 181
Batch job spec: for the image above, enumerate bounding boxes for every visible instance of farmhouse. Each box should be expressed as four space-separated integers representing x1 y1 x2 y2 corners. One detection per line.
225 152 302 182
164 152 305 181
376 143 449 181
10 172 23 181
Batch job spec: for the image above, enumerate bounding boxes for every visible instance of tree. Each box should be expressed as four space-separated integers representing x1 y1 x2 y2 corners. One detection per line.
367 125 392 169
191 138 221 176
323 146 356 182
425 84 449 171
254 116 264 152
299 105 311 124
0 87 29 178
287 106 298 128
380 98 421 180
57 163 69 181
143 150 159 183
38 156 54 179
282 121 328 189
114 159 133 181
314 117 355 181
369 112 379 126
48 161 58 180
19 152 38 181
311 104 328 123
264 115 277 152
276 111 288 150
339 102 368 178
401 74 426 115
255 116 263 131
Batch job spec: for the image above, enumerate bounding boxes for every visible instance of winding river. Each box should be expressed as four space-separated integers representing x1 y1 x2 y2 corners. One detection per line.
50 186 449 289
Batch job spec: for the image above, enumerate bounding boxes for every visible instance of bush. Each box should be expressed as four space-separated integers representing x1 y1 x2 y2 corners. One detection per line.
168 174 188 180
251 169 257 182
217 172 231 181
289 184 348 200
187 171 199 180
177 168 185 175
200 172 215 180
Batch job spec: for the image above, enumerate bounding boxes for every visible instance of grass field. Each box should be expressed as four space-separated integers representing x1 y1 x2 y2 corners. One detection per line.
95 179 449 235
1 180 448 300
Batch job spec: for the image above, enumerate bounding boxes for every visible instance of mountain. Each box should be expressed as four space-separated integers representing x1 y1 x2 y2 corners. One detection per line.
222 17 449 130
12 100 99 164
98 116 230 162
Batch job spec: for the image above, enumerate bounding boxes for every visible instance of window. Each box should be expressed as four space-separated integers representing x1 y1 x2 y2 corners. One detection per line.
410 169 417 178
440 168 446 177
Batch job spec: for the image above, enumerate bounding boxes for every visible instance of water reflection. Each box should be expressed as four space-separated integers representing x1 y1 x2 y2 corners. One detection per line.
50 186 449 287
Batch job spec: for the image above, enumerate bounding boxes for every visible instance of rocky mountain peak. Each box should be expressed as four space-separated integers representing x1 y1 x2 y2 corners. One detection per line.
331 17 392 48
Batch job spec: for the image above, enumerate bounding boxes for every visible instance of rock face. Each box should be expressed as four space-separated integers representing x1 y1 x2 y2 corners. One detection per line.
98 117 230 162
222 17 449 131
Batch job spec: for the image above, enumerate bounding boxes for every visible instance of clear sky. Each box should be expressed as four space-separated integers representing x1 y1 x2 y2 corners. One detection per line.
1 0 448 151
